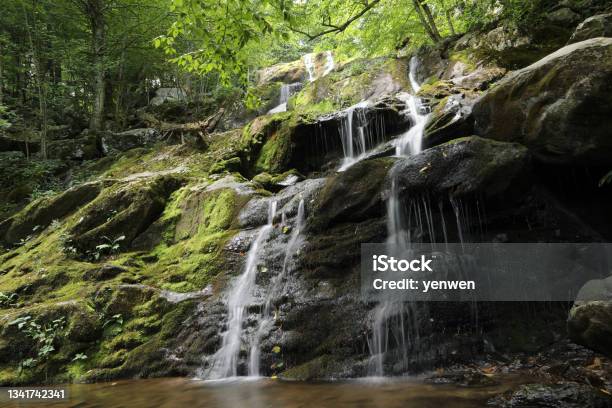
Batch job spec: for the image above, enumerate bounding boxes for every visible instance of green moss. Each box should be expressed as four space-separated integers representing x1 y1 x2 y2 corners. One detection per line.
279 355 343 381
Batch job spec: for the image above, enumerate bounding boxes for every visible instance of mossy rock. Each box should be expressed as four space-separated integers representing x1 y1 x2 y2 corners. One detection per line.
473 37 612 165
0 182 103 246
68 175 183 256
310 157 396 231
279 355 347 380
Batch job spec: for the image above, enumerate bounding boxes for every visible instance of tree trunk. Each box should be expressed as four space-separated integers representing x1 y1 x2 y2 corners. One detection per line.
446 8 456 36
23 1 48 159
0 42 4 106
420 1 442 42
411 0 440 43
88 0 106 131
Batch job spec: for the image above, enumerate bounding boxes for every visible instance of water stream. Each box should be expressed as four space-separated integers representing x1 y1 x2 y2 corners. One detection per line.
208 201 277 378
249 199 306 376
268 82 302 114
395 57 430 156
367 56 430 377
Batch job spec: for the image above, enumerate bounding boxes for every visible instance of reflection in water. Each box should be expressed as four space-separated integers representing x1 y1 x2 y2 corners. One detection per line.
3 376 529 408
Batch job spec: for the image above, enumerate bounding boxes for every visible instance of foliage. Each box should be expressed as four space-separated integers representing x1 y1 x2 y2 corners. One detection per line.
0 291 19 308
9 315 66 372
93 235 126 260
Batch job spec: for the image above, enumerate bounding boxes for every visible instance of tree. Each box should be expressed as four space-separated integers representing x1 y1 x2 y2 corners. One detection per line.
73 0 107 131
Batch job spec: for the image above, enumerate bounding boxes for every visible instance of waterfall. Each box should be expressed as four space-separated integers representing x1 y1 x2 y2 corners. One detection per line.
303 51 334 83
367 56 430 377
304 54 316 82
249 198 306 377
268 82 302 114
209 201 277 378
323 51 335 76
337 101 386 172
395 57 430 156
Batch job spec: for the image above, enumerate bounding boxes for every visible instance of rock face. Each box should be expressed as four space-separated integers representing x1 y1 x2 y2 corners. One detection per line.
68 176 183 256
391 136 530 198
473 37 612 164
569 13 612 43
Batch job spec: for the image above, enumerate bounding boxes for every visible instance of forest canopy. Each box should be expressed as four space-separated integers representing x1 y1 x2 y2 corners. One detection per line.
0 0 544 150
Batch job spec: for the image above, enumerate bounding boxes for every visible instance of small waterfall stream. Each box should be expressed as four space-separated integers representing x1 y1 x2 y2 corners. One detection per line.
395 58 430 156
249 198 306 376
367 56 429 377
209 201 277 378
303 51 335 83
268 82 302 114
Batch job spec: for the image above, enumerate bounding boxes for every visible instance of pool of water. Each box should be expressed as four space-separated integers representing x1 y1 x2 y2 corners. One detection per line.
3 376 529 408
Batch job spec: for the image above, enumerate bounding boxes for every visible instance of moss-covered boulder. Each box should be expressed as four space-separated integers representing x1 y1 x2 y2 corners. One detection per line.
68 176 183 256
257 58 306 86
290 58 410 116
0 182 103 246
473 37 612 165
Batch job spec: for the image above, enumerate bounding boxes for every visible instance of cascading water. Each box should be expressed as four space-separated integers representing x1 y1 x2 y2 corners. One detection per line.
367 56 430 377
337 101 387 172
323 51 335 76
249 198 306 376
208 201 277 378
304 54 316 82
268 82 302 114
304 51 334 82
395 57 430 156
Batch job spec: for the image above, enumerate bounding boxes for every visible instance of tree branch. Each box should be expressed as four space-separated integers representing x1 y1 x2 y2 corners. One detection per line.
289 0 382 40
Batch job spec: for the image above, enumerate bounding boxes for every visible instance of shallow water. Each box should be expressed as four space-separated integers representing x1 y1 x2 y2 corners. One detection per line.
2 376 529 408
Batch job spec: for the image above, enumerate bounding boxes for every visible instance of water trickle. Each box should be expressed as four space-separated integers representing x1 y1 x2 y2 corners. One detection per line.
395 57 430 156
323 51 335 76
304 54 316 82
209 201 277 378
249 198 306 377
337 101 387 172
367 56 432 377
268 82 302 114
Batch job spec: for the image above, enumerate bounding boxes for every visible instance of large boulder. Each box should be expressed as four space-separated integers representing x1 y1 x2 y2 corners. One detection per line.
569 13 612 44
310 137 530 231
423 94 476 148
473 38 612 165
391 136 530 199
149 88 187 106
568 275 612 357
46 135 100 160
